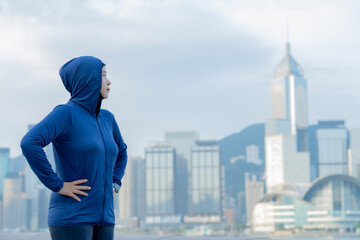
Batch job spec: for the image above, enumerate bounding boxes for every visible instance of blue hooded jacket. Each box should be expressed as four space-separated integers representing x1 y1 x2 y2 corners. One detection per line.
20 56 127 226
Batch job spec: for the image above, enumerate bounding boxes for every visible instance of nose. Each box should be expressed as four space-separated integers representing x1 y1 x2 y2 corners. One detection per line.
107 79 111 85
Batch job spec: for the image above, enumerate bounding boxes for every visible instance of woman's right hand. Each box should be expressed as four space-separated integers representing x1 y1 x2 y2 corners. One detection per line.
58 179 91 202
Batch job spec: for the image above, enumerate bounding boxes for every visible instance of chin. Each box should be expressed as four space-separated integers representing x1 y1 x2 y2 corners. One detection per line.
101 92 109 99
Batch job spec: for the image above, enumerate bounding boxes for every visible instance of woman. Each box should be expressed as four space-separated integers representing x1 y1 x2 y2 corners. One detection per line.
20 56 127 240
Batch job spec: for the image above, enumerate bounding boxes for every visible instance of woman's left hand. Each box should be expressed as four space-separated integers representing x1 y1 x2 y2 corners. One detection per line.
113 187 116 200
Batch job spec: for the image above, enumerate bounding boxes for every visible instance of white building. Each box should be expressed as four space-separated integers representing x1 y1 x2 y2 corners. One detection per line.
271 43 309 152
349 128 360 179
265 42 310 192
265 134 310 191
246 145 262 165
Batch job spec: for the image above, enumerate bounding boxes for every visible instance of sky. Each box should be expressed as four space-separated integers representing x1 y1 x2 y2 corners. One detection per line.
0 0 360 158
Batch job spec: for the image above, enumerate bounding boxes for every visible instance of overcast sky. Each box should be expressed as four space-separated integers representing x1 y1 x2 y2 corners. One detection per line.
1 0 360 157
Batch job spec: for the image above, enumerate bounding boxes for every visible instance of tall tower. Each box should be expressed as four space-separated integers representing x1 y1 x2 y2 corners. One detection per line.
272 43 308 151
265 42 310 192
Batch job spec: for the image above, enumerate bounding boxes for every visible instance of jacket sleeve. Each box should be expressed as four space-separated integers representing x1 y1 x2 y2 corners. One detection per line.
20 105 70 192
112 116 128 186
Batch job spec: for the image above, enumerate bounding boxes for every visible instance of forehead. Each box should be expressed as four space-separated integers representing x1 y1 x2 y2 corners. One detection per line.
102 65 107 72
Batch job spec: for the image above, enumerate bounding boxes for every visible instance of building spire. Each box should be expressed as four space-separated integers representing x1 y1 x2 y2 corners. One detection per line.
286 20 290 55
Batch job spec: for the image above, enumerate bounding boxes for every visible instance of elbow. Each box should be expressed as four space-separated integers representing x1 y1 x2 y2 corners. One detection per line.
20 134 33 155
20 136 29 153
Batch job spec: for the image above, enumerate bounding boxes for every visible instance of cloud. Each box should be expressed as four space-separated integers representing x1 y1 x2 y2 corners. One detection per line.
0 0 359 157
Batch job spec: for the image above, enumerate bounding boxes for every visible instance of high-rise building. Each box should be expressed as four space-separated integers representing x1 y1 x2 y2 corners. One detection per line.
174 154 189 217
349 129 360 180
10 155 26 173
316 121 348 177
3 172 22 232
265 134 310 191
236 192 246 224
165 131 198 166
0 148 10 196
0 148 10 230
118 156 132 220
265 42 310 192
271 43 309 152
131 157 146 221
145 144 176 218
38 187 49 230
23 123 54 231
246 145 262 165
165 131 198 216
245 173 264 224
186 141 222 224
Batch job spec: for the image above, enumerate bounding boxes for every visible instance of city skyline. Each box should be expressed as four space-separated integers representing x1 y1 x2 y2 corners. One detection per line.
1 13 360 232
0 1 360 158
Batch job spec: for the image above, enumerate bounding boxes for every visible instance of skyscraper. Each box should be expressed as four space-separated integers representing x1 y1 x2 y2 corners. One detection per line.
246 145 262 165
349 128 360 179
165 131 198 216
131 157 146 221
0 148 10 231
265 42 310 192
316 121 348 177
0 148 10 195
3 172 22 232
186 141 222 224
37 187 49 230
165 131 198 165
271 43 309 151
118 156 132 220
145 143 176 217
245 174 264 224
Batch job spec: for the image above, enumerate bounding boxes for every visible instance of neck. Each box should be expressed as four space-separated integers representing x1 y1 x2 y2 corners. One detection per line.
95 94 103 117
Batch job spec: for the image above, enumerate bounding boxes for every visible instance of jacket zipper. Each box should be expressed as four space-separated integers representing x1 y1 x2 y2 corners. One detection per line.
97 116 107 225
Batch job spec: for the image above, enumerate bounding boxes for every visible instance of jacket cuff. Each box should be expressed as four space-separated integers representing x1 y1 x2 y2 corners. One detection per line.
54 181 64 193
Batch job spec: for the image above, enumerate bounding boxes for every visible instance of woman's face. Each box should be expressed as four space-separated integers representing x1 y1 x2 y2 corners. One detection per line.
101 65 111 99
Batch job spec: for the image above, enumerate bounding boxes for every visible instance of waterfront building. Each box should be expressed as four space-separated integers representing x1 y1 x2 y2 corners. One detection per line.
3 172 22 231
265 133 310 192
185 141 222 224
271 43 309 152
265 42 310 192
0 148 10 195
245 175 264 224
131 157 146 221
316 121 348 177
165 131 198 216
349 128 360 179
252 174 360 233
145 143 180 225
0 148 10 230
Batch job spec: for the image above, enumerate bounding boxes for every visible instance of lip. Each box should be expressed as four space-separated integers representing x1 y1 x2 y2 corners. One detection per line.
106 89 110 91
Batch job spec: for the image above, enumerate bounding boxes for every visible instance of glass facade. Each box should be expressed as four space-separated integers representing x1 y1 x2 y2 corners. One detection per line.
317 128 348 177
131 157 146 220
145 145 175 216
190 141 221 215
164 131 198 216
271 43 308 152
3 172 22 231
303 175 360 214
254 175 360 232
0 148 10 195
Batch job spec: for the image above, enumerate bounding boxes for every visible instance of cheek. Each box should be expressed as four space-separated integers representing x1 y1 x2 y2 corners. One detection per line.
101 79 106 90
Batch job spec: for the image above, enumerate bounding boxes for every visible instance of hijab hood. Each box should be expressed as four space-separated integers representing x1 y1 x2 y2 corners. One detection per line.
59 56 104 115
